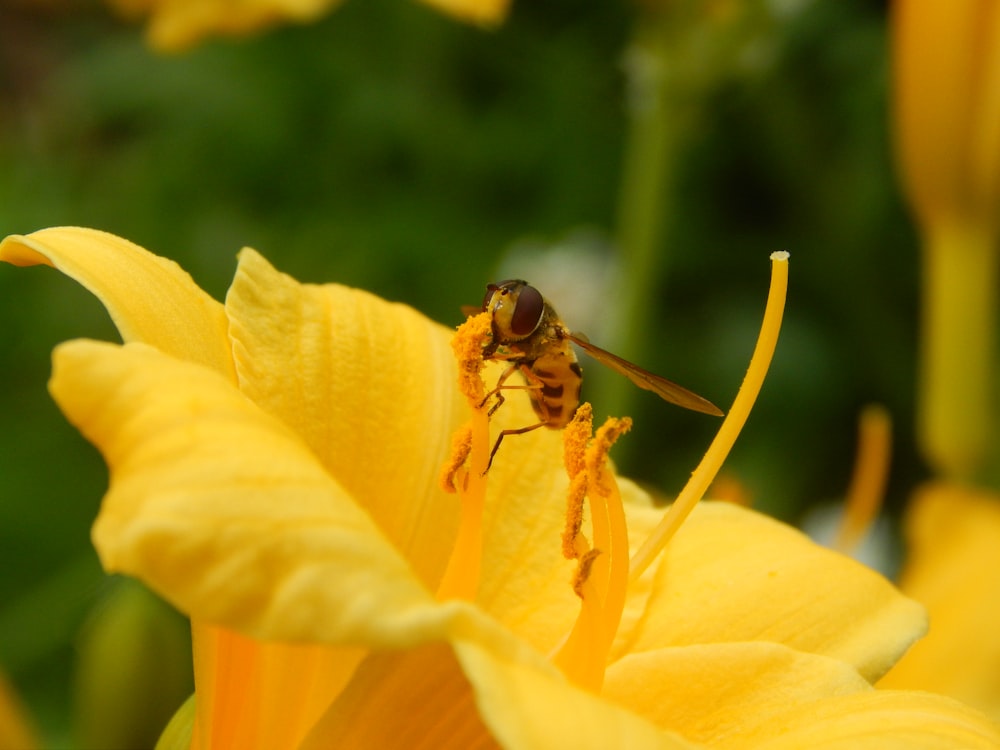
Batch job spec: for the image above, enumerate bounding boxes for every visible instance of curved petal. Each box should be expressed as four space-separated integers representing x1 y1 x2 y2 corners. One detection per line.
606 642 1000 749
616 502 926 683
49 339 452 647
299 643 492 750
0 228 235 381
748 691 1000 750
878 483 1000 720
224 248 469 588
453 639 702 750
603 642 870 745
188 624 366 750
303 629 701 750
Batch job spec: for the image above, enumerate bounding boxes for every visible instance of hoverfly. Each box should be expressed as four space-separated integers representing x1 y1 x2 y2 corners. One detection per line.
472 279 723 469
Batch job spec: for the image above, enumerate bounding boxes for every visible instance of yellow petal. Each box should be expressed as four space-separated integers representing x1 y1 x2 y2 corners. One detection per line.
475 417 579 651
618 501 926 682
746 691 1000 750
188 623 365 750
419 0 509 26
453 639 702 750
893 1 1000 229
879 482 1000 721
154 694 194 750
475 408 653 655
109 0 346 52
0 228 235 381
224 248 467 589
607 641 1000 749
107 0 506 52
0 672 38 750
49 339 446 646
299 643 491 750
603 642 870 745
301 613 699 749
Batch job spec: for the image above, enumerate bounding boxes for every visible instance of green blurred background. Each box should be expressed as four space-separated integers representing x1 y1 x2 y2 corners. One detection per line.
0 0 920 745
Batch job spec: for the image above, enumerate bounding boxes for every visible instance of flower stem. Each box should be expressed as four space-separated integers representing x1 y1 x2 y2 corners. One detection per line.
918 221 999 482
600 29 696 424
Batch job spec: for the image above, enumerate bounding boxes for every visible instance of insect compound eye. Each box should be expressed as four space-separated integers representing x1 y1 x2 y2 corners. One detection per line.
510 284 544 336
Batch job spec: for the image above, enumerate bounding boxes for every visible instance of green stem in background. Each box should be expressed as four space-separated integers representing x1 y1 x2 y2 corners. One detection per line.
598 24 697 430
597 4 773 467
919 220 999 483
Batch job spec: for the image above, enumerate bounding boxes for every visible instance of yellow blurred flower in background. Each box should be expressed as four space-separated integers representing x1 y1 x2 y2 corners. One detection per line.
879 483 1000 721
108 0 509 51
0 671 38 750
881 0 1000 723
893 0 1000 482
3 227 999 748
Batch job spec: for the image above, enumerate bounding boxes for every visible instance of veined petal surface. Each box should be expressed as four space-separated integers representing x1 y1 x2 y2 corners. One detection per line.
299 643 492 750
224 248 466 588
0 227 235 380
615 501 926 682
453 639 702 750
475 411 579 652
605 642 1000 748
604 642 868 745
188 624 365 750
49 339 451 647
747 690 1000 750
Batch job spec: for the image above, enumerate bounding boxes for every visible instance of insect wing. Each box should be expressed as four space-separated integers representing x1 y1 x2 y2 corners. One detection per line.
568 332 724 416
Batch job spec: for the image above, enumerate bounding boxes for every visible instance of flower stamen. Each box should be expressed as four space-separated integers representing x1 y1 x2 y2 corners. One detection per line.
572 548 603 598
551 405 631 693
561 404 595 560
834 404 892 555
629 251 789 582
562 473 589 560
436 312 493 601
439 424 472 494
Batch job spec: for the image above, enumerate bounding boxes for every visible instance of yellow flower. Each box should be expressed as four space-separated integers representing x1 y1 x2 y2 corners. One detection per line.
879 482 1000 722
892 0 1000 480
107 0 509 52
3 227 999 748
0 671 38 750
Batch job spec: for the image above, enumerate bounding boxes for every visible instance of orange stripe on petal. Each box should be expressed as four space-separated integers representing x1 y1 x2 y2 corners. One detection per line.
190 622 364 750
300 643 493 750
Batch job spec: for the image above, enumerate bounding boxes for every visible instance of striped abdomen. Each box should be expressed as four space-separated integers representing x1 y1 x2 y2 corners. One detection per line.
526 352 583 429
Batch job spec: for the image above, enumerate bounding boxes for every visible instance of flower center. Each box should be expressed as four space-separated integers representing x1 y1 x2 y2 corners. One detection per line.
439 251 789 691
549 403 632 693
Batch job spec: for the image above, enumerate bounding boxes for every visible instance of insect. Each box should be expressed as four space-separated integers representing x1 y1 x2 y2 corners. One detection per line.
472 279 723 469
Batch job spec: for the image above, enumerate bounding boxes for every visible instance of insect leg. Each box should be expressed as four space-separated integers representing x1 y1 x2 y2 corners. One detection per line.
486 420 548 473
480 363 541 416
